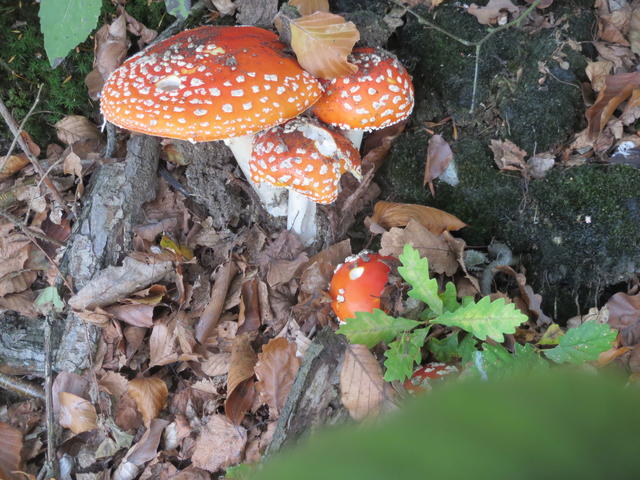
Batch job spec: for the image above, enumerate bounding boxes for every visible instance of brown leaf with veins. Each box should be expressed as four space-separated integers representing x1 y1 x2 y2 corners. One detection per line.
58 392 98 434
606 291 640 346
85 15 129 100
380 220 459 276
54 115 102 146
128 377 168 427
370 201 466 234
289 0 329 15
0 422 22 480
0 154 29 180
290 12 360 79
340 344 385 421
115 418 170 479
191 415 247 472
424 134 453 196
255 338 301 418
490 139 527 173
468 0 518 25
586 72 640 138
225 333 258 424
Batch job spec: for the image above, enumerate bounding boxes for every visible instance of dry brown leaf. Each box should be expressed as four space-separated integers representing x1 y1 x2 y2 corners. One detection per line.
201 352 231 377
114 418 170 480
85 15 129 100
107 303 155 328
630 6 640 55
191 415 247 472
69 256 174 310
340 344 385 421
490 139 527 173
225 333 258 424
254 338 301 418
195 261 237 343
0 422 22 480
370 201 466 234
596 346 632 367
0 291 38 318
121 9 158 48
54 115 101 145
0 232 30 280
58 392 98 434
289 0 329 15
149 317 179 367
0 154 29 180
606 291 640 347
361 121 408 170
620 89 640 126
597 5 631 45
0 270 37 297
99 371 129 398
127 377 168 427
380 220 459 276
238 279 263 334
468 0 518 25
424 134 453 196
585 60 613 93
586 72 640 139
52 371 90 414
290 12 360 79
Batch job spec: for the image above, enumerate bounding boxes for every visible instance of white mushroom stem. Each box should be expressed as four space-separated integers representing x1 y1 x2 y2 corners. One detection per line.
223 134 288 217
340 129 364 150
287 190 317 246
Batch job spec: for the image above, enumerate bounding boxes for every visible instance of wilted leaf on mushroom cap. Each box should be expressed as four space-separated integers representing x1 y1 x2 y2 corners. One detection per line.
128 377 168 427
290 12 360 79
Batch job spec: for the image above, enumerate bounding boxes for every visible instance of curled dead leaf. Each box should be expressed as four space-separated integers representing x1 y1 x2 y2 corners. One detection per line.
586 72 640 139
225 333 258 424
58 391 98 434
370 201 466 234
290 12 360 79
254 338 301 418
490 139 527 173
424 134 453 196
127 377 168 427
0 154 30 180
0 422 22 480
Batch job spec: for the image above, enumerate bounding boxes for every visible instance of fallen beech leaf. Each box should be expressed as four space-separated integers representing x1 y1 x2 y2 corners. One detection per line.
255 338 301 418
606 292 640 346
85 15 129 100
340 344 385 420
370 201 466 234
490 139 527 173
0 154 29 180
597 5 631 45
630 6 640 55
201 352 231 377
620 89 640 126
380 220 459 276
585 60 613 93
191 415 247 472
0 231 30 281
121 9 157 48
0 270 37 296
424 134 453 196
149 317 179 367
195 261 237 343
290 12 360 79
225 333 258 424
361 120 408 170
586 72 640 138
468 0 518 25
597 346 632 367
0 422 22 480
107 303 155 328
114 418 170 480
128 377 168 427
99 371 129 398
52 371 90 414
58 392 98 434
54 115 101 145
289 0 329 15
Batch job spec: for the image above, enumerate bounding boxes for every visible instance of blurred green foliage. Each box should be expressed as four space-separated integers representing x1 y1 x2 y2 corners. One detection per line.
252 370 640 480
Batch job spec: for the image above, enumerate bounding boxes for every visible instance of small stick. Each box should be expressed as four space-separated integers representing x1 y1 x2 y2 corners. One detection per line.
0 94 70 214
0 372 45 399
43 313 59 480
1 85 43 171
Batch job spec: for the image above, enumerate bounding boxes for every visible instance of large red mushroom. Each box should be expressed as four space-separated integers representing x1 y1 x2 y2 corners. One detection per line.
100 25 323 216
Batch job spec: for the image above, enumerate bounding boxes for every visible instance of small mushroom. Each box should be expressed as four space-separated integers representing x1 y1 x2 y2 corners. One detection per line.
100 25 323 216
249 117 361 245
313 47 415 148
329 251 392 323
403 363 459 393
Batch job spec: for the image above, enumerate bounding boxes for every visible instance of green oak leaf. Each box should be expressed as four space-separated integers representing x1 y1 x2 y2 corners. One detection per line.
475 342 548 379
384 327 430 382
435 296 527 342
441 282 460 312
336 309 420 348
428 333 460 363
39 0 102 67
398 244 443 315
458 334 478 364
544 321 617 364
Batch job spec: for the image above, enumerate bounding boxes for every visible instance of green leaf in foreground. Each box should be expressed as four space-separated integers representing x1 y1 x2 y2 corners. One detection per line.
39 0 102 67
435 296 527 342
398 244 443 315
384 327 430 382
164 0 191 20
475 343 548 379
544 321 617 364
336 310 420 348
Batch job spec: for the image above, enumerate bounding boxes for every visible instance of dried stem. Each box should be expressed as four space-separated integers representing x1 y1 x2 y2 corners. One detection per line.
0 372 45 399
388 0 543 113
44 313 59 480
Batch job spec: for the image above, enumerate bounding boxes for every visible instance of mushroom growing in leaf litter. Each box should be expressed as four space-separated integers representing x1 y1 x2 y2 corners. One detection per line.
100 25 323 216
313 47 414 148
329 251 392 323
250 117 361 244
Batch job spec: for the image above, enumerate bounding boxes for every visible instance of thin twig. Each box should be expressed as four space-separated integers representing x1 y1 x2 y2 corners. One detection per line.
0 372 45 399
389 0 543 113
0 209 65 247
44 313 59 480
0 94 70 214
1 85 43 172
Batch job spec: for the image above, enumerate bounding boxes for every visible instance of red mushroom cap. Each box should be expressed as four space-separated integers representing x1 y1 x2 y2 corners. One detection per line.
403 362 459 393
329 251 392 322
249 117 361 204
100 26 323 142
313 47 414 131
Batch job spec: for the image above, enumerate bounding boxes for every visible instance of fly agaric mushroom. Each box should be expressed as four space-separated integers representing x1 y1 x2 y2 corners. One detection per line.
313 47 414 148
329 251 392 323
100 25 323 216
403 363 459 393
249 117 361 245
